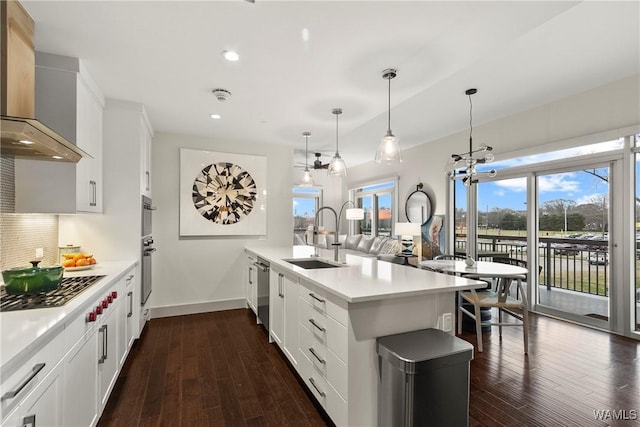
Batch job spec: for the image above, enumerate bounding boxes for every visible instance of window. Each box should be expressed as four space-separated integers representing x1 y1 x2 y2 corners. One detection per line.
293 187 322 244
351 179 397 237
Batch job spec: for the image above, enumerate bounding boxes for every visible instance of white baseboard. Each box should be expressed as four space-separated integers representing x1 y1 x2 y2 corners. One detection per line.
150 298 246 319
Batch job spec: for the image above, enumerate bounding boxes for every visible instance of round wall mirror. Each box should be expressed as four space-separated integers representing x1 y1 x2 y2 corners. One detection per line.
405 183 432 225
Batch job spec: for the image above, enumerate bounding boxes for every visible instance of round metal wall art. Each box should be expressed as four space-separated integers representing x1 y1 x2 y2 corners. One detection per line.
192 162 257 225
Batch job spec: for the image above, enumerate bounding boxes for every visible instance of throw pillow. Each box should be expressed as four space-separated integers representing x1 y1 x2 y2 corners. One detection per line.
368 236 387 254
344 234 363 250
357 235 375 252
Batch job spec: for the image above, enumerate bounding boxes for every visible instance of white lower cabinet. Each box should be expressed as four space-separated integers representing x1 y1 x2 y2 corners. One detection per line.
98 299 119 410
269 266 299 367
63 325 99 427
245 253 257 314
269 269 284 347
295 278 348 426
1 361 64 427
119 272 136 367
297 348 347 427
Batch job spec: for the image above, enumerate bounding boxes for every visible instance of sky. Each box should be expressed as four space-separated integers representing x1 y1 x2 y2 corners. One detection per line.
293 138 639 217
456 138 638 211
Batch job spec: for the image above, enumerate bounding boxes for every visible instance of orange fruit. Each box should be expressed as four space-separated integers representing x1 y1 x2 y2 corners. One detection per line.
72 253 86 262
75 258 90 267
88 257 96 265
62 259 76 268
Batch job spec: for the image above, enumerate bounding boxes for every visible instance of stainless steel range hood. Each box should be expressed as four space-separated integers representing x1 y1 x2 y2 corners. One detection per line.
1 116 88 162
1 1 86 163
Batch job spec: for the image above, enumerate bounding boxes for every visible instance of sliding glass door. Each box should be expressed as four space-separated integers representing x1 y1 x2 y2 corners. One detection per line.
535 164 611 328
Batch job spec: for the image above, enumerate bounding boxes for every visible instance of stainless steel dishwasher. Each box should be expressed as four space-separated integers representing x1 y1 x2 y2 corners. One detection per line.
254 257 270 331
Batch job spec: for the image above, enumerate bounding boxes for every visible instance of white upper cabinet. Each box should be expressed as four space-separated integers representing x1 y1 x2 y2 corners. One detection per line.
31 52 105 213
140 113 153 198
103 99 153 201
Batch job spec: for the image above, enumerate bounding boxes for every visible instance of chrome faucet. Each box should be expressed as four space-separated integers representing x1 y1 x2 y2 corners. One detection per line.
313 206 340 262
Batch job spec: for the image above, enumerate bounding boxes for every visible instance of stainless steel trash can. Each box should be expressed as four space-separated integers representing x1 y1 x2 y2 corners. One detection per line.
377 328 474 427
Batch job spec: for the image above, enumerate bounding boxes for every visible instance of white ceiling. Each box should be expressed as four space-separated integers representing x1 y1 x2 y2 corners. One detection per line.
22 1 640 169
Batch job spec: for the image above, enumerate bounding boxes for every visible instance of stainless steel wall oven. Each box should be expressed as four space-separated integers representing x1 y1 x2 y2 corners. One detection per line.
141 236 155 305
141 196 155 305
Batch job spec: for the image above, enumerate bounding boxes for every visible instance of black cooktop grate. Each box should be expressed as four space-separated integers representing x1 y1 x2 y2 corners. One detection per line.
0 275 105 312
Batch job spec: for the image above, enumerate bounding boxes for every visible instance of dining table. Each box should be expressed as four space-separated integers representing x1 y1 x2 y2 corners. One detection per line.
419 259 528 280
419 259 529 330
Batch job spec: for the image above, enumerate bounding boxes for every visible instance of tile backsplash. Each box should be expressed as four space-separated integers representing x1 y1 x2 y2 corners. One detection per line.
0 214 58 270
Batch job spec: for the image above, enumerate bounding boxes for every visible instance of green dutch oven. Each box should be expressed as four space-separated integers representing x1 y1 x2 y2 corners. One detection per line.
2 261 64 295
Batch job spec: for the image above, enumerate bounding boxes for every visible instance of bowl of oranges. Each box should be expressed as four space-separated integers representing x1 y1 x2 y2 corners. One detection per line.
62 253 97 271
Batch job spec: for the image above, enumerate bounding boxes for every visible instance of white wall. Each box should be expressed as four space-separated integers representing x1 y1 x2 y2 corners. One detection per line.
151 132 292 315
348 75 640 220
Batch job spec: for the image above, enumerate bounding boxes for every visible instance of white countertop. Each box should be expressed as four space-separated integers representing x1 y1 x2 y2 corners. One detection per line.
0 260 136 378
245 245 486 303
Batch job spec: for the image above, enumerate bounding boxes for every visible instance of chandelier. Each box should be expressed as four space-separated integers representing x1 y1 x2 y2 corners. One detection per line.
447 88 496 186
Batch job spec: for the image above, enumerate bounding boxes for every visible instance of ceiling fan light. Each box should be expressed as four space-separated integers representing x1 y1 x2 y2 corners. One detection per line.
484 152 495 163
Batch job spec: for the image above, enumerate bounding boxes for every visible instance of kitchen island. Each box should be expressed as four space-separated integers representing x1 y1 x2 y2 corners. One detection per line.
245 245 485 426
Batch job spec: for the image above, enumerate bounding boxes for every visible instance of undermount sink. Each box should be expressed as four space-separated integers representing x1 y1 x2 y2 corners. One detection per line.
283 258 345 269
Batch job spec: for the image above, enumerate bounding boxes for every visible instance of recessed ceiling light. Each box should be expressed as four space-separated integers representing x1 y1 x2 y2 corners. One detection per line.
210 114 221 119
18 139 34 145
222 50 239 62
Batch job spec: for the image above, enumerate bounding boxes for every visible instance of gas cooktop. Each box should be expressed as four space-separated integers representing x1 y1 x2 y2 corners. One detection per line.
0 275 105 312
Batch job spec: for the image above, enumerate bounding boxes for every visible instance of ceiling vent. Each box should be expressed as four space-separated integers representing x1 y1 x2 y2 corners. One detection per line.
212 88 231 102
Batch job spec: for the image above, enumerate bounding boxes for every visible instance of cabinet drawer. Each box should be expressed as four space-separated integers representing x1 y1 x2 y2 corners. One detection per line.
299 279 348 326
0 327 68 419
299 299 347 363
298 350 347 427
298 323 347 400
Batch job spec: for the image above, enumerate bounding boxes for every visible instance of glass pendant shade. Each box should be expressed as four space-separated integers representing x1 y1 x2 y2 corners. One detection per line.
301 168 313 186
328 153 347 176
329 108 347 176
300 131 314 186
375 131 402 164
376 68 402 164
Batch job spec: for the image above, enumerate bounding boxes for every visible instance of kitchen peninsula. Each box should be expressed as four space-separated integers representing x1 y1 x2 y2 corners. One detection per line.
245 245 485 426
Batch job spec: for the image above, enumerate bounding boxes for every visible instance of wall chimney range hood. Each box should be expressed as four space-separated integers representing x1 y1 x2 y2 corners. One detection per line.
1 1 87 163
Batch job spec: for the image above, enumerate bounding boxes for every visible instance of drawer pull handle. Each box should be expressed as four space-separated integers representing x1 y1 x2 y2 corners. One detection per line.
127 291 133 317
309 347 326 364
308 318 325 332
1 363 46 401
309 377 326 397
309 293 325 303
22 414 35 427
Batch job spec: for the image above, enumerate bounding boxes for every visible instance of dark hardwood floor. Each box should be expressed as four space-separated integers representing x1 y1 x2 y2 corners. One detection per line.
98 309 640 427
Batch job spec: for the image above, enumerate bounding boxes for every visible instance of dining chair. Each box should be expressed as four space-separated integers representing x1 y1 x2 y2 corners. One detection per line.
458 272 529 354
492 257 542 297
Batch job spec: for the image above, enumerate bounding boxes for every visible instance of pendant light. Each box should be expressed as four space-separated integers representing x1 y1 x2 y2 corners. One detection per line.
375 68 402 164
446 88 496 186
301 131 313 186
328 108 347 176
